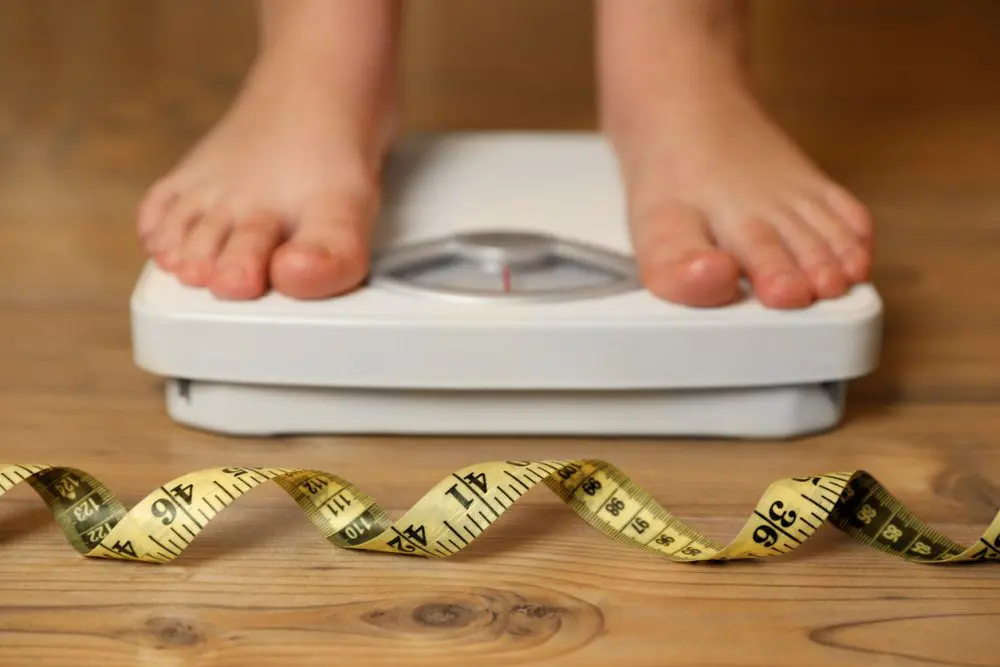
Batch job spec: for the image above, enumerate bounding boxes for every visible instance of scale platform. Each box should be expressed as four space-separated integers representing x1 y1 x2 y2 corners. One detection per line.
130 131 883 438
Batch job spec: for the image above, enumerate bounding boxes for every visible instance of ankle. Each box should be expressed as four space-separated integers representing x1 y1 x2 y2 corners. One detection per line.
253 0 400 90
596 0 749 55
596 0 752 142
239 0 400 145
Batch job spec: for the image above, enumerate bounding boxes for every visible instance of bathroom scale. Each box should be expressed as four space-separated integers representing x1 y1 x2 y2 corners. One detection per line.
129 131 883 438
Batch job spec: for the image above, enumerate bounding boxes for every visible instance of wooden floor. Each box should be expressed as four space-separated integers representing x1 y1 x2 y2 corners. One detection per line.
2 1 999 665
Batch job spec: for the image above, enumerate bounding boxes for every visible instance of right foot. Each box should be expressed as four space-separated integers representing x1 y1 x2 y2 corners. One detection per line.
597 0 874 309
137 0 400 300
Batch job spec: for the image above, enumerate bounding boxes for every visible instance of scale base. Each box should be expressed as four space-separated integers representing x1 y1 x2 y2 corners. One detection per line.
164 378 847 439
133 131 882 440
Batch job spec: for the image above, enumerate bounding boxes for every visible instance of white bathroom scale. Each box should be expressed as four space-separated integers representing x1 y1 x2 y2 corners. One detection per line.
130 131 883 438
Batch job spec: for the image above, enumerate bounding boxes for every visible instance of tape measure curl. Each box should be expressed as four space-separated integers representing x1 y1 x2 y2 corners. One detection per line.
1 460 997 564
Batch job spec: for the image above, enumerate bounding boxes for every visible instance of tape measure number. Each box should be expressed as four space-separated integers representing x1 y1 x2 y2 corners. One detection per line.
1 460 997 565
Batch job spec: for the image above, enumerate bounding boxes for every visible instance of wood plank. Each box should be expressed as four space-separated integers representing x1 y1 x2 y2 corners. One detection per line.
0 402 998 666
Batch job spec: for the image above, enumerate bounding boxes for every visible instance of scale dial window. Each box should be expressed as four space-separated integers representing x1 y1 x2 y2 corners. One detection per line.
370 231 639 303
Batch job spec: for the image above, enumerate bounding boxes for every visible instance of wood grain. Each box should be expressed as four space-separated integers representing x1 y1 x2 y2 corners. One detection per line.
1 1 999 665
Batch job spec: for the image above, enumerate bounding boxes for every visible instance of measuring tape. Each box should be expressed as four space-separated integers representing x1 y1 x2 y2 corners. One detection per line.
2 460 998 564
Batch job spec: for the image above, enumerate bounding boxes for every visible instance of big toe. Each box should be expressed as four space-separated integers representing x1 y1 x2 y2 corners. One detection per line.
270 194 374 299
271 241 369 299
632 201 742 307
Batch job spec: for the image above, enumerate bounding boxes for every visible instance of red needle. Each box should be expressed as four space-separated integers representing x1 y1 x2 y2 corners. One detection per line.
502 265 512 293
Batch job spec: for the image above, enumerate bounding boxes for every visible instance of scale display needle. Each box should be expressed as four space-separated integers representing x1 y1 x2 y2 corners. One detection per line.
502 264 512 293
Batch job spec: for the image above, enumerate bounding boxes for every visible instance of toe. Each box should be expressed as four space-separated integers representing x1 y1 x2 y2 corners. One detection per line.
147 196 207 271
270 191 375 299
723 216 815 309
800 193 873 283
772 208 849 299
209 211 286 300
825 185 874 245
630 201 742 307
136 179 178 247
175 206 234 287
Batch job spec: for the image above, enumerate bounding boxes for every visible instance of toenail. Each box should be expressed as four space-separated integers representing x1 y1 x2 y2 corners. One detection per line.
773 274 797 290
815 265 844 290
218 267 244 286
840 248 870 280
161 250 180 267
181 260 211 283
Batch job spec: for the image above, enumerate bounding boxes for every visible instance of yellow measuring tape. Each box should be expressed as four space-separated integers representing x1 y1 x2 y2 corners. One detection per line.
2 460 998 564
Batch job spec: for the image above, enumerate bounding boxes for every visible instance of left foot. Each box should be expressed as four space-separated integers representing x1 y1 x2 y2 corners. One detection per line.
597 0 874 309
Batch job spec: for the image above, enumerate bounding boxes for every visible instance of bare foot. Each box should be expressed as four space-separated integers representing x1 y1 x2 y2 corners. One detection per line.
137 0 401 300
597 0 873 309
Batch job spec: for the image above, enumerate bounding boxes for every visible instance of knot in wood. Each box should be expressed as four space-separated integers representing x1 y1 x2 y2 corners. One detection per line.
145 617 204 647
412 602 476 629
